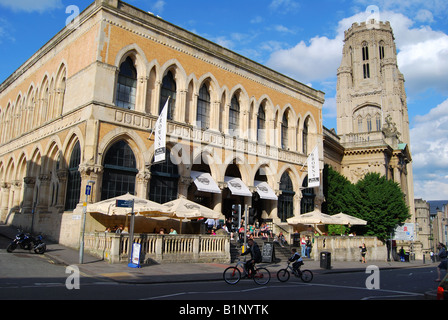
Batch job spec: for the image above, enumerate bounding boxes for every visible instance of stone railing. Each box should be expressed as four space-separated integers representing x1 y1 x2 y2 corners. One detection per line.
313 236 387 262
83 232 230 264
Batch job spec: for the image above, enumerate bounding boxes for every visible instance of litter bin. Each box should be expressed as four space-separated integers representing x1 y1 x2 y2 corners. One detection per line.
320 251 331 269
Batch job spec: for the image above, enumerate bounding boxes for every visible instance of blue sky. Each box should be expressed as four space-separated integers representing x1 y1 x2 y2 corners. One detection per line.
0 0 447 201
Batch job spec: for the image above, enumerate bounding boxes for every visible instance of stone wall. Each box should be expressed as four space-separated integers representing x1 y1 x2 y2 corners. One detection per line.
314 236 387 262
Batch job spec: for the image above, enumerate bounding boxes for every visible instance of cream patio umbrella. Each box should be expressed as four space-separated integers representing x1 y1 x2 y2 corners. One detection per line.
87 193 171 217
287 207 340 225
331 213 367 226
162 197 221 220
287 207 342 234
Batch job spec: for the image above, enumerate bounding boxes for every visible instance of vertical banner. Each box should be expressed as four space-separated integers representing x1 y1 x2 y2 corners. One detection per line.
307 146 320 188
154 97 169 164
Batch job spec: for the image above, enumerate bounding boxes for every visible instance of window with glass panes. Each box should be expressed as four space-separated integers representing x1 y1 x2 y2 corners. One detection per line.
149 149 179 204
101 141 138 200
160 71 176 120
115 57 137 110
229 95 240 134
65 141 81 211
278 172 295 222
196 84 210 129
257 105 266 144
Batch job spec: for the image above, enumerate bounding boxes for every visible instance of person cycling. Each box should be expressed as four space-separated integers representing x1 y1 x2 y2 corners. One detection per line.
289 248 304 271
241 238 262 277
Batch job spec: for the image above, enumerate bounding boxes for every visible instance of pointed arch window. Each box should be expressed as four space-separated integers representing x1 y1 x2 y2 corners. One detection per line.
379 41 385 60
65 141 81 211
303 117 309 154
196 84 211 129
149 149 179 204
300 176 315 214
116 57 137 110
101 140 138 200
278 172 295 222
257 104 266 144
281 113 288 149
229 95 240 134
160 71 176 120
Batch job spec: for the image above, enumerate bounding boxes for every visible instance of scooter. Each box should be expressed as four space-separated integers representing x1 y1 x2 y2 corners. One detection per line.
6 229 46 254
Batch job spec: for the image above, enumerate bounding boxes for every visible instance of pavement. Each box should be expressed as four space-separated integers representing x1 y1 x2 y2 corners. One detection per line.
0 224 439 298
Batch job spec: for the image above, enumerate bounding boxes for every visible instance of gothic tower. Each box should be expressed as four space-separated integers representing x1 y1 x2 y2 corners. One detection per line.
336 19 415 219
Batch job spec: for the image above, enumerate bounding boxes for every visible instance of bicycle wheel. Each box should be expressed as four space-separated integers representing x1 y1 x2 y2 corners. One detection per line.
276 268 290 282
253 267 271 285
300 269 313 283
223 267 241 285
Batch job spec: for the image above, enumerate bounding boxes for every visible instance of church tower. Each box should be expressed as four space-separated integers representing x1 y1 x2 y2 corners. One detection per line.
336 19 415 218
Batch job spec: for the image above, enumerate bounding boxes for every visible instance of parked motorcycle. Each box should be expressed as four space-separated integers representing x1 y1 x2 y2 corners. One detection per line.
6 229 47 254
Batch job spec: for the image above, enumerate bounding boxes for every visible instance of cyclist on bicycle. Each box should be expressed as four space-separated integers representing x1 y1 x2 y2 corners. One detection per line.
289 248 304 271
241 238 262 277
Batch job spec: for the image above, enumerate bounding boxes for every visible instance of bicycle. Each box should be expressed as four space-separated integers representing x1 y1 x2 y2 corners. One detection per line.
276 261 313 283
223 259 271 285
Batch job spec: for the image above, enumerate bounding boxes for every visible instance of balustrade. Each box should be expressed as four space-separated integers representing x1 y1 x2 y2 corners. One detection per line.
83 232 230 264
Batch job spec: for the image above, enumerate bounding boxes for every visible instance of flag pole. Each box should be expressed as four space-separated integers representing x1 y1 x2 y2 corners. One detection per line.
148 96 170 140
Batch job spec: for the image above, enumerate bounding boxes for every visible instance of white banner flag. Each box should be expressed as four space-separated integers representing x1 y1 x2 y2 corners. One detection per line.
154 97 169 164
307 146 320 188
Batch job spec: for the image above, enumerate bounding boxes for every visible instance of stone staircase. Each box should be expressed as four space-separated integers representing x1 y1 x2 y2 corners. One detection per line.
229 237 293 263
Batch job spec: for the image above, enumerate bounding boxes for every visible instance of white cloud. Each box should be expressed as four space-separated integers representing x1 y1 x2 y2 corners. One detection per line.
0 0 62 13
411 98 448 200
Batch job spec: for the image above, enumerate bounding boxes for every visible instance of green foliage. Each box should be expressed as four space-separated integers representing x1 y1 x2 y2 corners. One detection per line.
323 166 410 241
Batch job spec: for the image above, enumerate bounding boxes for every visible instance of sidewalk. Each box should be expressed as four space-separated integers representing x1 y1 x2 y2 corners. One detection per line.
0 224 434 286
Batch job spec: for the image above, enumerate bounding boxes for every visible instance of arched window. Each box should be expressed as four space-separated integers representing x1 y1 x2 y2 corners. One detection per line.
379 41 385 60
160 71 176 120
367 115 372 132
116 57 137 110
101 140 138 200
278 172 294 222
281 113 288 149
300 176 315 214
196 84 210 129
149 149 179 204
65 141 81 211
257 104 266 144
303 117 309 154
376 114 382 131
362 42 369 61
229 95 240 134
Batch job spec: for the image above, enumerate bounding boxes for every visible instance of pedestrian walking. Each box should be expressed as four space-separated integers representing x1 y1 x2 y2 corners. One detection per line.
435 242 447 282
359 243 367 263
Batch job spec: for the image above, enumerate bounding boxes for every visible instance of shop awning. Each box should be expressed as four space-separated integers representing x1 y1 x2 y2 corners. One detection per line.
254 181 278 200
224 176 252 197
190 171 221 194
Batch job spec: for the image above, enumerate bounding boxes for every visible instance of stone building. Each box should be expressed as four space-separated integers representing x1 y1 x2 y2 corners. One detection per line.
327 19 414 217
0 0 325 247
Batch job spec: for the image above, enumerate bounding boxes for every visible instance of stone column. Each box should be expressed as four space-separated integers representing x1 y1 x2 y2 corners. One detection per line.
37 174 51 213
178 176 192 199
136 170 151 199
22 177 36 214
56 170 68 212
0 183 11 222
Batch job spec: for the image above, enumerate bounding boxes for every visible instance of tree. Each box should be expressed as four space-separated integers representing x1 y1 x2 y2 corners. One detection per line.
354 173 410 241
323 164 359 217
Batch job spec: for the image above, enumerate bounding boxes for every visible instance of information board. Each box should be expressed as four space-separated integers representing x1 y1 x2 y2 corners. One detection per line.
393 223 414 241
128 242 141 268
262 242 274 263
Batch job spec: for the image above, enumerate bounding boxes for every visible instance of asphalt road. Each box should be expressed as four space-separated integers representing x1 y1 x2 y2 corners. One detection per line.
0 234 440 309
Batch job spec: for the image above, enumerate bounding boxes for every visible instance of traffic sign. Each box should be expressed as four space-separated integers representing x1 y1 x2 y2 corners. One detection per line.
116 199 134 208
85 185 91 196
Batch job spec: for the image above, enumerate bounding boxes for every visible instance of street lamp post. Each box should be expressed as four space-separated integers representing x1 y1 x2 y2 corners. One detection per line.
79 180 95 264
